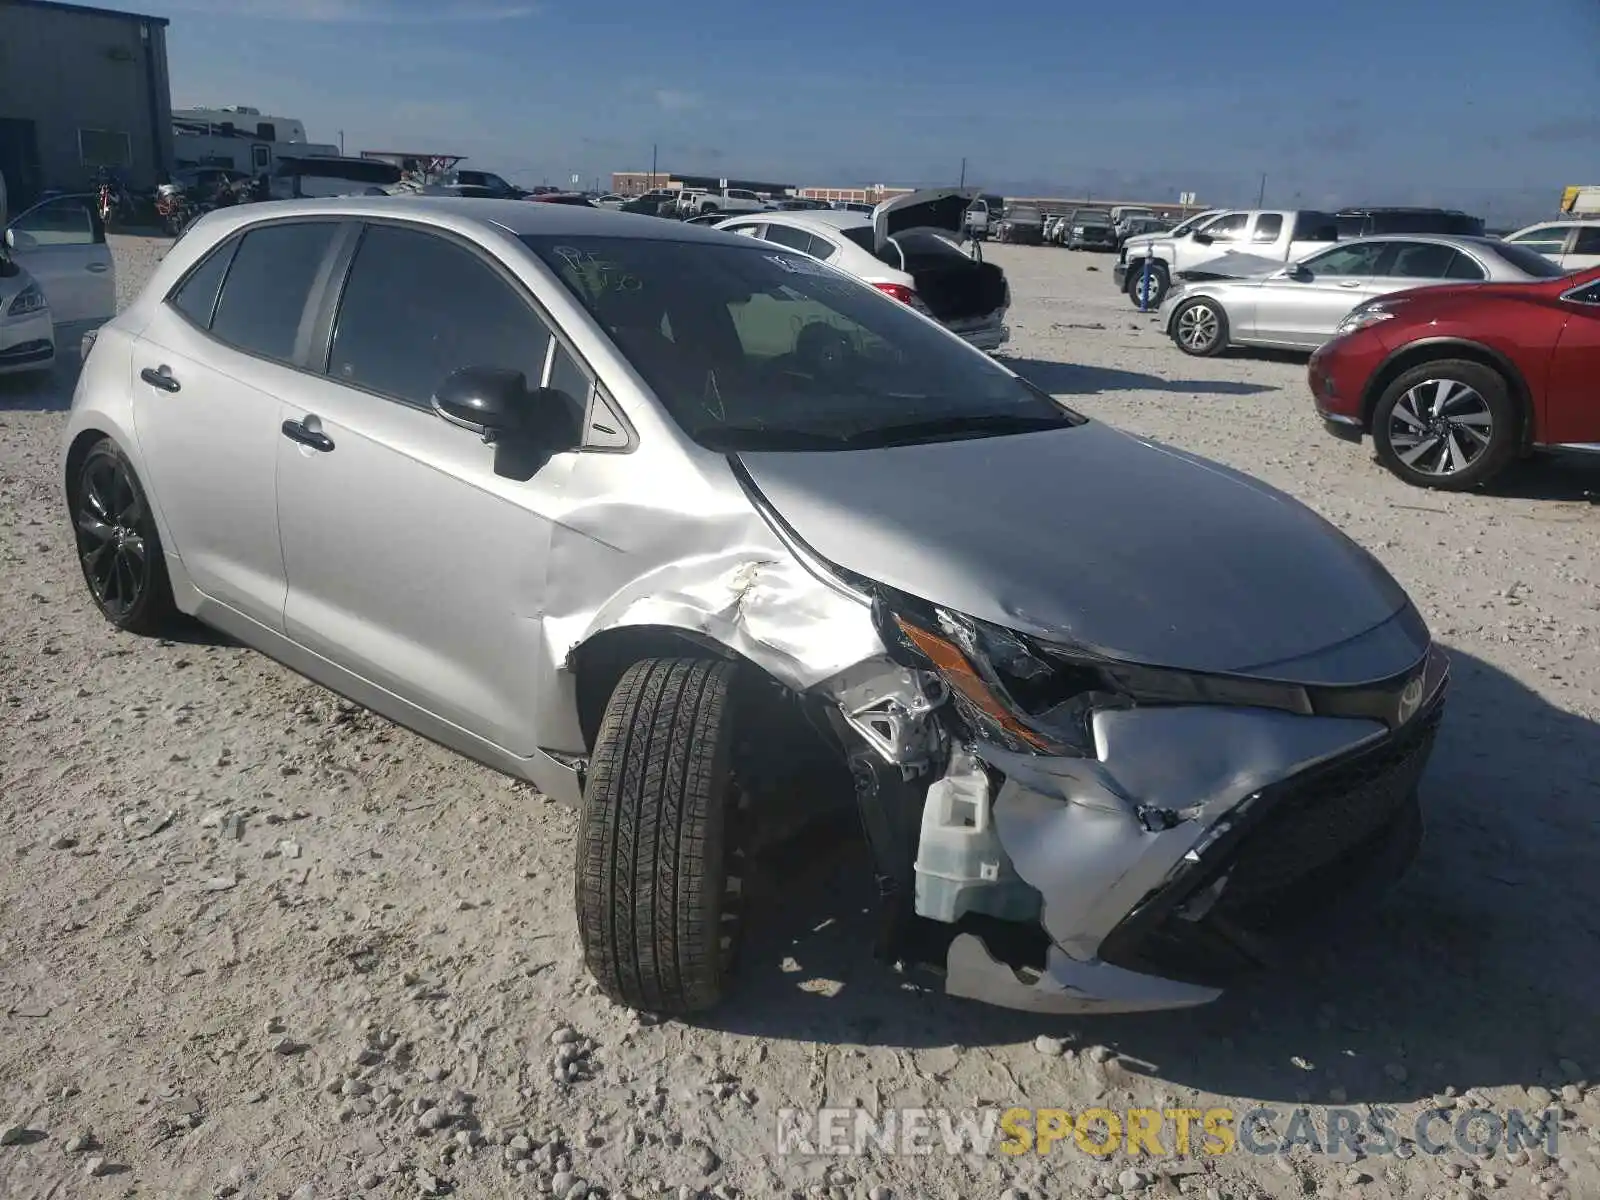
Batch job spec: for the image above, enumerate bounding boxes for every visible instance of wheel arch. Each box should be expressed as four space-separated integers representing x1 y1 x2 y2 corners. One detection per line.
571 623 770 755
1360 338 1534 447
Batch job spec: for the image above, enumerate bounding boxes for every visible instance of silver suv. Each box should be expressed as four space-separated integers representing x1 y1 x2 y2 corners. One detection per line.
62 197 1447 1017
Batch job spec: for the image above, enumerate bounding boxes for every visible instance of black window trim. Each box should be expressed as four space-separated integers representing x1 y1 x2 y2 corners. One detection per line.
311 215 637 454
163 233 243 333
1560 277 1600 306
160 215 352 369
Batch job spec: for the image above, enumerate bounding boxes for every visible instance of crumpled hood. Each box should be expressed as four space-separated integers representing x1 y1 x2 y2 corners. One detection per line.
738 421 1414 680
1176 250 1286 280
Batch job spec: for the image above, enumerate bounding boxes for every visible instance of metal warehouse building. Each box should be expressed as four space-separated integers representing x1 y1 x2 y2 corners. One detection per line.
0 0 174 209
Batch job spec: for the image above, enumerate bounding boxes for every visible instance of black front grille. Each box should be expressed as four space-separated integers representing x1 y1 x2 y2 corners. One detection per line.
1098 702 1441 989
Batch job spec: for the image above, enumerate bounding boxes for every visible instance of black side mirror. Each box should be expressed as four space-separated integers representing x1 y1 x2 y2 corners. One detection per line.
433 366 585 479
433 366 528 437
1282 262 1310 280
1192 232 1214 246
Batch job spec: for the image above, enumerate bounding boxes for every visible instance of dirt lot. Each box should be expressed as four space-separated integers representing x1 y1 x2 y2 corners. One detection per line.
2 234 1599 1200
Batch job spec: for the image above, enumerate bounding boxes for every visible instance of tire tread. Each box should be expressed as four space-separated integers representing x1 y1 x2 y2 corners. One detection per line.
577 657 737 1014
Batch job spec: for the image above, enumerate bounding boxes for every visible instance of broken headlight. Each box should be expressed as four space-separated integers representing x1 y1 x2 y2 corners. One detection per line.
873 596 1313 757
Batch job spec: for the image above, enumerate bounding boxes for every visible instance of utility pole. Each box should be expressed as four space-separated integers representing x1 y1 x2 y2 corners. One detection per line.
338 130 345 155
650 142 657 190
1256 173 1267 207
959 157 966 187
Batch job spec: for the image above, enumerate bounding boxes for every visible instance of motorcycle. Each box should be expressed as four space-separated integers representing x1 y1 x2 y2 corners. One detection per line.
93 168 133 226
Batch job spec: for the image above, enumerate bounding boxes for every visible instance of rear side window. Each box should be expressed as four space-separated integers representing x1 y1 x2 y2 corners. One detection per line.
1386 242 1460 278
1574 227 1600 255
328 223 553 409
169 238 238 329
764 224 816 254
1444 252 1487 281
1250 214 1283 243
210 222 338 363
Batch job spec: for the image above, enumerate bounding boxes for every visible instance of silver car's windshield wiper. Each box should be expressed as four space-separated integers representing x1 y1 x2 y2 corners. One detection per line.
695 426 855 451
841 412 1076 448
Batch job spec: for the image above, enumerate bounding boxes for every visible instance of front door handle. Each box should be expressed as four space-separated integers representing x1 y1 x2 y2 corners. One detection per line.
1337 279 1363 288
140 365 180 392
281 417 335 453
86 263 110 274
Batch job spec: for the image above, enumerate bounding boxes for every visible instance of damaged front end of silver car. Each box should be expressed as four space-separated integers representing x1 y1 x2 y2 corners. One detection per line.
547 453 1447 1015
809 587 1450 1014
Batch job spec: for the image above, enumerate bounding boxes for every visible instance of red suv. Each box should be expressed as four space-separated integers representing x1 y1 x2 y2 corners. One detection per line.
1309 264 1600 489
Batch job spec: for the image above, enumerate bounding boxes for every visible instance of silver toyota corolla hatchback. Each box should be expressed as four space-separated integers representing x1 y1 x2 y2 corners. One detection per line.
62 198 1447 1016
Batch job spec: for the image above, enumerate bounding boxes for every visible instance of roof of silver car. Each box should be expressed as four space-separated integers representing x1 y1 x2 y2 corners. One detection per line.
249 195 746 242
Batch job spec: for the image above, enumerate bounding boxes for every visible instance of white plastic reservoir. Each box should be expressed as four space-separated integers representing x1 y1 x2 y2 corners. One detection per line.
914 750 1040 924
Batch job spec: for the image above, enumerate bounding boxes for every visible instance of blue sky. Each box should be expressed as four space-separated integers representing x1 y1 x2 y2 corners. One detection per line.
112 0 1599 223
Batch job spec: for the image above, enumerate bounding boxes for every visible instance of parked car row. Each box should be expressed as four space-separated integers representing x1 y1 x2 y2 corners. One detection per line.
1080 200 1600 493
712 187 1010 354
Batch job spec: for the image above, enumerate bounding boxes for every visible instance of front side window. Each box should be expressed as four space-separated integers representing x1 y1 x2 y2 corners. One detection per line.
522 235 1081 451
1301 242 1389 277
1573 227 1600 255
1506 226 1570 256
209 221 338 363
6 196 99 247
1199 212 1247 241
329 223 554 409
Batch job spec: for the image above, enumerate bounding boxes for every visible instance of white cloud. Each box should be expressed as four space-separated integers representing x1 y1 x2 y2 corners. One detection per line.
156 0 538 23
653 89 700 112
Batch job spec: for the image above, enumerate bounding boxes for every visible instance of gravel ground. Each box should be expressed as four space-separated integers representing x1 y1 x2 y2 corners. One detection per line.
2 234 1599 1200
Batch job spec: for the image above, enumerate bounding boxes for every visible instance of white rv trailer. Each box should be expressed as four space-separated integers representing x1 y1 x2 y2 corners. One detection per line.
172 105 338 179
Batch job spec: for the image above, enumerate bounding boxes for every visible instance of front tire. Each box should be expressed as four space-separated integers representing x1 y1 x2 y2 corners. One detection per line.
577 658 747 1015
71 438 176 634
1170 297 1229 356
1371 359 1518 491
1127 261 1169 308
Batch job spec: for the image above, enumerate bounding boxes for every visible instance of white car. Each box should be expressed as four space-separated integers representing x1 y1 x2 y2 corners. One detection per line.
1501 220 1600 273
715 188 1010 353
1 194 117 376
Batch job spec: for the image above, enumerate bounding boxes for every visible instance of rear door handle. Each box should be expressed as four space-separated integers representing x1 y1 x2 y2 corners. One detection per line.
140 365 180 392
86 263 110 274
281 417 335 453
1337 279 1363 288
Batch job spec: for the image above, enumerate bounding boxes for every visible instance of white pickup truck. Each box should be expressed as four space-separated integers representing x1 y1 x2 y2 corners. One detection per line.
678 187 771 217
1114 208 1339 307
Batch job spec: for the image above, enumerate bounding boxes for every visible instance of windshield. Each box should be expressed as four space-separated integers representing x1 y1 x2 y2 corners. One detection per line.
1487 241 1573 278
1074 212 1112 225
1169 211 1218 237
521 235 1082 451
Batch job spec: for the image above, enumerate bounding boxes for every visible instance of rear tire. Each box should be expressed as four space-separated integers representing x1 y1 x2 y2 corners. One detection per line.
71 438 176 635
1170 297 1229 356
576 657 747 1015
1371 359 1518 491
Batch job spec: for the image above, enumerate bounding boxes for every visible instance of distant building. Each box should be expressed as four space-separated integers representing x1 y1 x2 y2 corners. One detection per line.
610 170 795 197
0 0 175 206
799 185 913 205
